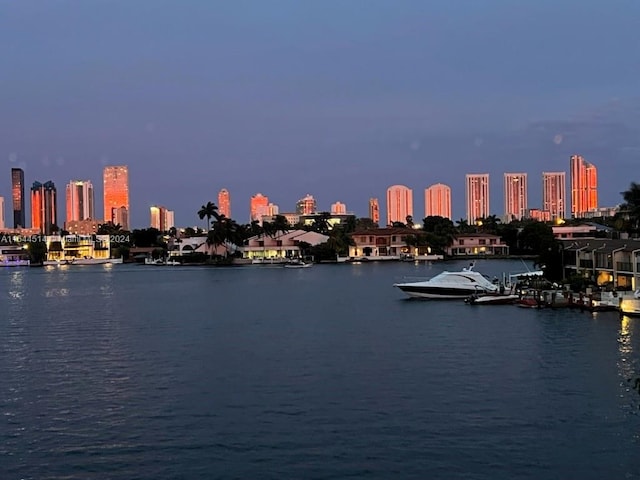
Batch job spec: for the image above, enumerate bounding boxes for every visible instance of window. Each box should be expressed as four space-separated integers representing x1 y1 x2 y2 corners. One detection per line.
479 239 486 245
489 239 496 245
392 236 397 242
459 239 465 245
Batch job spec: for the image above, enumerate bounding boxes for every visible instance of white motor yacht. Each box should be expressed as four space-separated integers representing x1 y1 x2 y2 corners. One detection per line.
393 264 499 299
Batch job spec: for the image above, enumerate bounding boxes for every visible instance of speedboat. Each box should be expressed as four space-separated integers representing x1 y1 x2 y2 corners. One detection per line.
284 259 312 269
393 264 499 299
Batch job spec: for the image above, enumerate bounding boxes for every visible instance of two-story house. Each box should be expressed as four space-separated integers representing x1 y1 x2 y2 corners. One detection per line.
446 233 509 256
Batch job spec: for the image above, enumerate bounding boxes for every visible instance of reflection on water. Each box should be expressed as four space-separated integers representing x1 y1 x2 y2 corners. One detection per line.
618 316 640 413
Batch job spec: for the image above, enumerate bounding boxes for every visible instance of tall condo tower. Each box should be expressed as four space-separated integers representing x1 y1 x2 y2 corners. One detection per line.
542 172 566 220
386 185 413 225
331 202 347 215
466 174 489 223
250 193 269 222
66 180 95 225
31 181 57 234
11 167 25 228
296 194 317 215
425 183 452 219
504 173 527 221
570 155 597 218
103 165 130 230
369 198 380 224
218 188 231 218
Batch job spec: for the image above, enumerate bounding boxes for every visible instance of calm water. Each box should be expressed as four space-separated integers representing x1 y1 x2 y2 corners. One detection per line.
1 259 640 479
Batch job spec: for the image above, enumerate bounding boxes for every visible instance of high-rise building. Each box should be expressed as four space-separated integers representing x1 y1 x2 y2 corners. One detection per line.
369 198 380 224
66 180 95 225
112 206 129 231
103 165 129 230
165 210 175 230
331 202 347 215
31 181 57 234
466 174 489 223
218 188 231 218
296 194 317 215
570 155 598 218
250 193 269 222
0 196 5 230
542 172 566 220
150 205 173 232
425 183 452 219
386 185 413 225
504 173 527 221
11 168 25 228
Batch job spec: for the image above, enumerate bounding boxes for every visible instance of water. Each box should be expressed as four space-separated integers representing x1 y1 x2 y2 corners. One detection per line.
1 259 640 479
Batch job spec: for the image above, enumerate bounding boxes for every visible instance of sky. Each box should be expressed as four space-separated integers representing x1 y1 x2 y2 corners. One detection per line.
1 0 640 227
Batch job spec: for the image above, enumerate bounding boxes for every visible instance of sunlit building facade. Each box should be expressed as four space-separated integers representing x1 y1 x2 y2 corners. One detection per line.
218 188 231 218
296 194 317 215
11 167 25 228
504 173 527 221
466 174 489 224
425 183 452 219
570 155 598 218
331 202 347 215
112 206 129 231
103 165 130 230
150 205 174 232
386 185 413 225
542 171 566 220
369 198 380 224
250 193 269 222
31 181 57 234
66 180 95 226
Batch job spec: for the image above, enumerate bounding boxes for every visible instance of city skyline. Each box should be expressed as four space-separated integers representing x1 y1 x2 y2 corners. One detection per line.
0 156 622 231
1 2 638 227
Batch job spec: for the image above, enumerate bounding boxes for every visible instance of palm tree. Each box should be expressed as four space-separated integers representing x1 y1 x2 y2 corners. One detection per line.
271 215 290 238
620 182 640 232
197 202 220 231
455 218 472 234
311 212 331 235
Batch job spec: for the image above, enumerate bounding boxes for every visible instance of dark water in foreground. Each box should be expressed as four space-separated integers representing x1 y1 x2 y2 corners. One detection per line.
1 259 640 479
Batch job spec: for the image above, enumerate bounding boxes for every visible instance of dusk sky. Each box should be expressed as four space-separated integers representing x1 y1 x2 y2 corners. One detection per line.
2 1 640 227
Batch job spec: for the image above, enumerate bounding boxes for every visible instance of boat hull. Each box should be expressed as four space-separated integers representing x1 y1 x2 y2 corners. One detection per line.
394 284 490 299
466 294 519 305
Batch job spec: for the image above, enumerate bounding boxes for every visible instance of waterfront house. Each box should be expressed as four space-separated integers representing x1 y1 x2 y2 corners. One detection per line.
561 239 640 290
45 234 112 262
446 234 509 256
348 227 419 259
241 229 329 260
167 235 230 259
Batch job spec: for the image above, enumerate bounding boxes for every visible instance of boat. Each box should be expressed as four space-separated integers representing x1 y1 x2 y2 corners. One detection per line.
393 263 500 299
45 256 123 266
144 257 179 266
284 259 312 269
620 299 640 317
465 292 520 305
517 290 544 308
251 258 289 265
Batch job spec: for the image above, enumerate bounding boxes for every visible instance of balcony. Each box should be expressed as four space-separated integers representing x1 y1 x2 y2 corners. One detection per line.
579 259 593 269
617 262 634 273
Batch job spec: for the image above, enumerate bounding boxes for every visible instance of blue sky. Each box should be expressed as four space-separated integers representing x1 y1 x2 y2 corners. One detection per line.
1 0 639 226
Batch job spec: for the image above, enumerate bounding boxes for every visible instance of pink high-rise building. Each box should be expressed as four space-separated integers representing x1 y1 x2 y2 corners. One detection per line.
424 183 451 219
103 165 129 230
466 174 489 223
504 173 527 221
331 202 347 215
570 155 597 218
250 193 269 222
218 188 231 218
369 198 380 224
386 185 413 225
542 172 566 220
